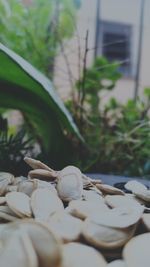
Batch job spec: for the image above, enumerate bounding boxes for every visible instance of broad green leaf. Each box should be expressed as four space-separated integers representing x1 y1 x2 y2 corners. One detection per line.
0 43 82 166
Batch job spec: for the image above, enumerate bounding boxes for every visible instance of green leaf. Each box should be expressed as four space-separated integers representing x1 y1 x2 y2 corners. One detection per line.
0 43 82 166
144 87 150 98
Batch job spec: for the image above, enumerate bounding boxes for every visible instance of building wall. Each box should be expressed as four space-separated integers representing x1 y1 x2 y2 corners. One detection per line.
100 0 150 102
54 0 97 101
54 0 150 103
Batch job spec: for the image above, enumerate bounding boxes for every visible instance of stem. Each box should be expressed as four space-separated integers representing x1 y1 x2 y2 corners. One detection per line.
127 121 150 137
80 30 89 124
74 27 82 103
59 40 75 101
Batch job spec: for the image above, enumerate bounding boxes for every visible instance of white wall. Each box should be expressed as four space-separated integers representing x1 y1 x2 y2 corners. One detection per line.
54 0 97 100
54 0 150 103
100 0 150 102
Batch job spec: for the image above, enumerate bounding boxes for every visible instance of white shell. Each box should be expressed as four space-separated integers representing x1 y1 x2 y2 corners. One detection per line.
19 220 62 267
0 172 14 184
6 192 32 218
31 188 64 221
67 200 109 220
0 172 14 196
0 230 38 267
35 179 57 195
123 233 150 267
18 180 37 196
105 195 142 209
82 219 136 249
0 220 62 267
24 157 52 171
125 180 147 193
82 189 104 202
62 242 107 267
88 206 144 228
47 211 82 242
133 189 150 202
96 184 124 195
56 166 83 202
28 169 57 181
0 211 20 222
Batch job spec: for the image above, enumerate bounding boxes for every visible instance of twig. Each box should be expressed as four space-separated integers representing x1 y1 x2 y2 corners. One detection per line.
59 40 75 100
88 39 127 51
94 59 130 71
80 30 89 124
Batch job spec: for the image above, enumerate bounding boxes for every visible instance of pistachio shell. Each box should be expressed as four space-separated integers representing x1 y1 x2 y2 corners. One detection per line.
0 222 18 240
62 242 107 267
13 176 27 186
125 193 147 205
81 174 93 188
105 195 141 209
0 205 19 216
90 178 102 185
123 233 150 267
82 189 104 202
0 230 38 267
133 189 150 202
81 174 102 188
47 211 82 242
6 192 32 218
67 200 109 220
0 172 14 184
88 206 143 228
0 173 14 196
31 188 64 221
18 180 37 196
56 166 83 202
125 180 147 193
19 220 62 267
29 169 57 181
7 185 18 192
83 189 104 201
24 157 53 172
82 219 136 249
96 184 125 195
0 211 20 222
0 205 21 222
35 179 57 195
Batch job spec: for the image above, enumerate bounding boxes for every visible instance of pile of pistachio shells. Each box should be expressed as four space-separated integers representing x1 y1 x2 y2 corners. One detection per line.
0 157 150 267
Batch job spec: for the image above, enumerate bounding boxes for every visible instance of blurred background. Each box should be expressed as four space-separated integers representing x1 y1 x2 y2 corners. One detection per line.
0 0 150 179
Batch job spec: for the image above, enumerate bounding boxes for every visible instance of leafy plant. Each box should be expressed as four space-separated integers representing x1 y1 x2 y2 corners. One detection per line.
66 56 121 167
66 53 150 178
0 0 78 78
0 43 82 169
92 91 150 178
0 115 34 175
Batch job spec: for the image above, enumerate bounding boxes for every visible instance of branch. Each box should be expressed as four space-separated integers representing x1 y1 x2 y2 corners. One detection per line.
80 30 89 107
59 40 75 99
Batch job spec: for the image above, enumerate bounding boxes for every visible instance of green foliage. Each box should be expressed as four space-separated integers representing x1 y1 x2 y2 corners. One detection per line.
0 43 82 168
94 96 150 178
66 57 121 138
77 57 121 116
0 0 77 77
0 115 34 175
67 57 150 178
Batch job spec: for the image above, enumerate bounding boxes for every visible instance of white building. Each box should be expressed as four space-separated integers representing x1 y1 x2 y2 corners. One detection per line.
54 0 150 103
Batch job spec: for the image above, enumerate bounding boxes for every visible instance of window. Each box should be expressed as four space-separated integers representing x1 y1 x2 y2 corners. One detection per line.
97 21 132 77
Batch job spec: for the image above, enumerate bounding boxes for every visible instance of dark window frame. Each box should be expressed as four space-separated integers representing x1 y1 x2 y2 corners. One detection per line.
96 20 133 78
